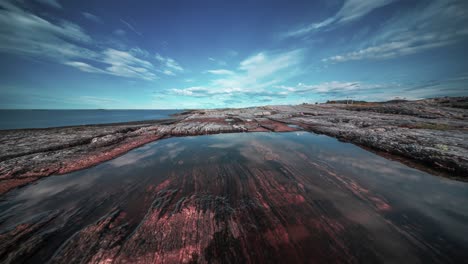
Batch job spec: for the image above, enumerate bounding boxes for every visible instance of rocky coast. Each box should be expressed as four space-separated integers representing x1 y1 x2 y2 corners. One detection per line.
0 97 467 195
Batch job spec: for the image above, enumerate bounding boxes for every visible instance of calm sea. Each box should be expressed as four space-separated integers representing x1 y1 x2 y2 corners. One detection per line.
0 109 181 130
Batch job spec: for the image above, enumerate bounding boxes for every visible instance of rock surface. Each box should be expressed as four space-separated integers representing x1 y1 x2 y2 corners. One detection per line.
1 132 467 264
0 97 467 195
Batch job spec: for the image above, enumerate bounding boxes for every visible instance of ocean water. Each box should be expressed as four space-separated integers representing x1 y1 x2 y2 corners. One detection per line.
1 132 467 263
0 109 181 130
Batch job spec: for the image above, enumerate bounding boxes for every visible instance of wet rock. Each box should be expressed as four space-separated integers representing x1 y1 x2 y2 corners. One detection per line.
0 130 467 263
0 211 60 263
0 97 467 195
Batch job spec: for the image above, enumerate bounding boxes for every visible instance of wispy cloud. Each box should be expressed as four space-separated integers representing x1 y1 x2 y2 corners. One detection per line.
0 1 94 60
162 70 175 76
66 50 186 79
101 49 156 80
206 69 235 75
284 0 397 38
155 53 184 72
169 49 304 99
64 61 105 73
113 29 126 36
322 39 456 63
120 19 142 36
66 49 158 80
0 0 182 81
82 12 102 23
35 0 62 9
276 81 382 94
171 87 215 97
276 74 468 101
323 0 468 63
208 57 227 66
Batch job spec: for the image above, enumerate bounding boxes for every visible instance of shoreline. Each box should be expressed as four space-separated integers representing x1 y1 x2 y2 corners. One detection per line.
1 97 467 195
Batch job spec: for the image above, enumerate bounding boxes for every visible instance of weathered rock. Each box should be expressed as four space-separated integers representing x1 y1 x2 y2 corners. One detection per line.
1 131 467 263
0 97 467 195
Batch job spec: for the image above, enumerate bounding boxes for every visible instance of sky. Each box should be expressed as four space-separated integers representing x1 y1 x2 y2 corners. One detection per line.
0 0 467 109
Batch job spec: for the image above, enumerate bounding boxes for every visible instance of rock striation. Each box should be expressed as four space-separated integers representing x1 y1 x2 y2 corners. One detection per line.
1 131 467 263
0 97 467 195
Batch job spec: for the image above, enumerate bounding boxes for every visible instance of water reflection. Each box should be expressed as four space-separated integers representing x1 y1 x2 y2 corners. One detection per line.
0 132 467 263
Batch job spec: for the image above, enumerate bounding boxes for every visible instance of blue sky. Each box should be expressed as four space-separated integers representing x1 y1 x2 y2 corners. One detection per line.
0 0 467 109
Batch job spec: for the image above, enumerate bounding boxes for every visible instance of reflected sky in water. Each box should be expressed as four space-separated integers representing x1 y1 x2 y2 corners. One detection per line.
1 132 467 262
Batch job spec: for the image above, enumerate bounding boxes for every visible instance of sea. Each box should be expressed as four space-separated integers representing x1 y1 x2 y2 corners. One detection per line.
0 109 182 130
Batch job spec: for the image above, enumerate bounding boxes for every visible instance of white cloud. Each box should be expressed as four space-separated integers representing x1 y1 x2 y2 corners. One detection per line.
323 0 468 62
170 49 304 98
100 49 156 80
276 81 382 94
231 49 303 87
0 1 94 61
155 53 184 72
103 49 153 68
284 0 397 38
163 69 175 76
277 73 468 101
206 69 235 75
165 58 183 71
322 39 456 62
129 47 151 58
171 87 211 96
170 86 243 97
64 61 104 73
64 47 160 80
332 0 395 24
239 53 266 70
65 48 158 80
0 1 181 81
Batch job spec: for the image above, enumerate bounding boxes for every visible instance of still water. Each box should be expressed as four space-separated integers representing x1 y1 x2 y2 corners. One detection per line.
0 132 467 263
0 109 181 130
